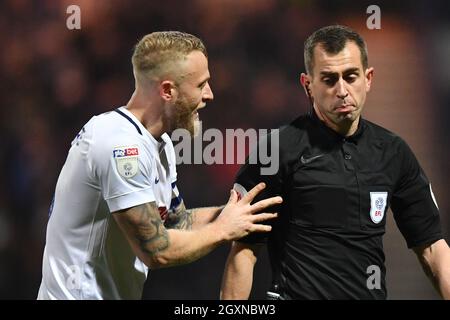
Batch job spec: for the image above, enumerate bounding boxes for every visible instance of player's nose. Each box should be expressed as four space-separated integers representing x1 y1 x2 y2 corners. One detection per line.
203 82 214 101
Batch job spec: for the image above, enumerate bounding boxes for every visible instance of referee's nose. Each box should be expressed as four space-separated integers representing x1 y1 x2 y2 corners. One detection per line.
336 78 349 100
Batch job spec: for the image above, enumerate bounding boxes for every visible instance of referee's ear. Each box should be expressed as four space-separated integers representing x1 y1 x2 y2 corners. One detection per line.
364 67 374 93
300 73 312 99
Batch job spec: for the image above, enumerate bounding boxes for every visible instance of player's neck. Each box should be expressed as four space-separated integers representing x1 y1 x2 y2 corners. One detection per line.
126 90 165 139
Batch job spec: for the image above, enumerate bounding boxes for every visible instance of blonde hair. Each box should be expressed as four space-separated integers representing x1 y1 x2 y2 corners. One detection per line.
132 31 207 84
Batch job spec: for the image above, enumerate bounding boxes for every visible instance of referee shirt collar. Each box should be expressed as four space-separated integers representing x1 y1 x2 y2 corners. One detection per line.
310 108 365 144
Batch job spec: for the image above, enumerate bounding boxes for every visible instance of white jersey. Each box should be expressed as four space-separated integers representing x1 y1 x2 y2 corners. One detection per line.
38 106 177 300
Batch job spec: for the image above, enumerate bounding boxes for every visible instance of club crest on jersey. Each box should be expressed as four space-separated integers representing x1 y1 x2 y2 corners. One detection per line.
113 146 139 179
369 192 388 224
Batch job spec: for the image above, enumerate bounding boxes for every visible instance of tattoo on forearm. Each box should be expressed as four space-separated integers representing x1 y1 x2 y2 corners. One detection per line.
164 201 194 230
133 203 169 254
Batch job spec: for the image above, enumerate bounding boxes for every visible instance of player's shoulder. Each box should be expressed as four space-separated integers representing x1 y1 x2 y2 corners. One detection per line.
92 108 143 141
85 108 149 158
92 108 133 132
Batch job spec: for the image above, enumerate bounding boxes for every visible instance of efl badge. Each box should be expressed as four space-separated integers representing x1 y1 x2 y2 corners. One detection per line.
233 183 248 201
113 146 139 179
369 192 388 224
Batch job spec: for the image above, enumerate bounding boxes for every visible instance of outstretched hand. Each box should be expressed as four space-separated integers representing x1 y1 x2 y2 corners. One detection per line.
215 182 282 241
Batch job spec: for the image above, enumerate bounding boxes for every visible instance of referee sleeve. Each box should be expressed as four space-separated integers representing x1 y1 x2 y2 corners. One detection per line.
390 139 443 248
235 132 283 244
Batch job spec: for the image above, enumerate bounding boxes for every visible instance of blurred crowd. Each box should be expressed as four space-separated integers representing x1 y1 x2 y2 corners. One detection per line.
0 0 448 299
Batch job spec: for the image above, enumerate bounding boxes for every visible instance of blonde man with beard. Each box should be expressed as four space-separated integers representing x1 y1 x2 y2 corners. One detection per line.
38 31 281 300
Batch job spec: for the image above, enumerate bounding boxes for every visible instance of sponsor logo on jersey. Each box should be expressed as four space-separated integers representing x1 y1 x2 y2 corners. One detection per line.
113 147 139 158
113 146 139 179
369 192 388 224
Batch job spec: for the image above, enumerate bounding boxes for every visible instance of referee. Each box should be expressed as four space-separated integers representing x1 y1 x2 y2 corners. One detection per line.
220 25 450 300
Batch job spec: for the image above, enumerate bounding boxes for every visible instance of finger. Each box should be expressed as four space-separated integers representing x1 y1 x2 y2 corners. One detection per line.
251 212 278 223
249 196 283 214
227 189 238 205
249 224 273 233
241 182 266 204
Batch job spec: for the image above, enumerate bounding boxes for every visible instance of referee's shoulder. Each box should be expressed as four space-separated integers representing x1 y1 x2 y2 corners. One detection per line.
363 118 407 147
276 114 311 145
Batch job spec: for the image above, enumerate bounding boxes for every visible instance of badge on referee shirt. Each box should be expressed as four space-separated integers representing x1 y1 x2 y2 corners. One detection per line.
113 146 140 179
369 192 388 224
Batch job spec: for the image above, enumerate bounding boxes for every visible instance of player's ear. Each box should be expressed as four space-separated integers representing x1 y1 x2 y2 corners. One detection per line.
159 80 176 102
300 73 312 99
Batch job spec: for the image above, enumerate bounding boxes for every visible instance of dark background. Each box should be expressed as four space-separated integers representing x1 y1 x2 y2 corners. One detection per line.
0 0 448 299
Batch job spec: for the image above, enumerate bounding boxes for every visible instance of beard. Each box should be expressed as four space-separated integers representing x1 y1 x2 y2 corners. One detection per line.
173 95 200 137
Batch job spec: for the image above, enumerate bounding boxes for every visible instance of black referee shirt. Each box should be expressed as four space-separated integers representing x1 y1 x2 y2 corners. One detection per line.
235 111 442 299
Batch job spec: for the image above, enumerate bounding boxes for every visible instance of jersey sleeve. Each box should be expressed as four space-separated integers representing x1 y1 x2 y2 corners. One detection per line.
90 130 156 213
235 132 284 244
391 139 443 248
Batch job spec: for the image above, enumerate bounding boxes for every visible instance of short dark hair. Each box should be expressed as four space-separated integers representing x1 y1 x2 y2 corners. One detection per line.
304 25 368 75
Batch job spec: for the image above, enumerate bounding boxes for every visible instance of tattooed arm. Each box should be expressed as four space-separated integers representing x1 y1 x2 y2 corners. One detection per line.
189 206 224 228
113 201 221 268
112 182 282 269
164 198 224 230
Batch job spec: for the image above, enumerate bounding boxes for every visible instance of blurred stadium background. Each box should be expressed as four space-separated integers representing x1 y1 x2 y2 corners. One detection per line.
0 0 448 299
